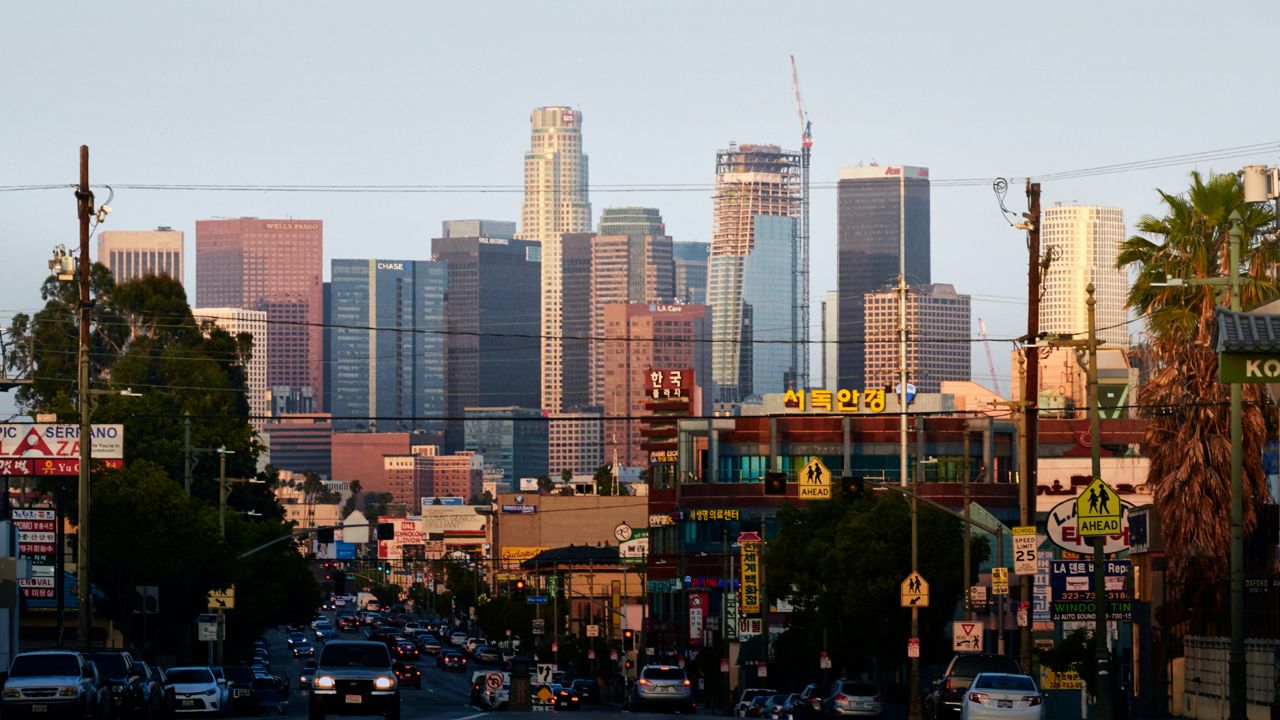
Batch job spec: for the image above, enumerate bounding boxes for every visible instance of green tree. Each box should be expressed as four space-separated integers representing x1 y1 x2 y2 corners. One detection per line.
1116 170 1279 576
593 464 615 496
343 480 362 517
364 492 394 521
537 475 554 493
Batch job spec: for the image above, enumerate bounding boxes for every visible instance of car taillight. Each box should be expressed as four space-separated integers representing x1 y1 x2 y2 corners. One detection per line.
833 695 848 703
872 696 882 703
968 692 988 704
683 679 691 686
1023 695 1041 706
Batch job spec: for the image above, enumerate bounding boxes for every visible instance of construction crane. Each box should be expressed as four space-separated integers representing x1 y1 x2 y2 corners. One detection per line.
790 55 811 389
978 319 1004 397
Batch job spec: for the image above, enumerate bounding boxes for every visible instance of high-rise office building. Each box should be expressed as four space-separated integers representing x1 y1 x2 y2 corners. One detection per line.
862 283 970 393
463 407 549 489
672 241 709 305
602 303 710 468
196 218 324 412
328 259 446 433
560 233 596 411
431 233 542 450
195 307 269 431
518 107 591 412
1040 204 1128 346
547 410 604 478
412 447 485 501
837 165 931 390
263 415 333 477
708 144 804 404
821 290 839 390
99 228 184 285
442 219 516 240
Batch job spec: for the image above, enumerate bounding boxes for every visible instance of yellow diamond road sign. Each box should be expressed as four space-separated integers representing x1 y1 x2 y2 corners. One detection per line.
900 571 929 607
1076 478 1122 537
798 457 832 499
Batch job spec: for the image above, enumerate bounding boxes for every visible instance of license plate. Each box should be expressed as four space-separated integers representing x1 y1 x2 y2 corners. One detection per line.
998 700 1012 708
31 705 47 713
345 694 363 704
182 700 196 707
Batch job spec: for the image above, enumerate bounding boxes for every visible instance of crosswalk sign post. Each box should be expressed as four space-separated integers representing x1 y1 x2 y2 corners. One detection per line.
1076 478 1121 537
900 571 928 607
797 457 832 499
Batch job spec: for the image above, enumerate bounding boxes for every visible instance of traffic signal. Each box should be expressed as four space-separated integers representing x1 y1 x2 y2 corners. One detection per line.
515 579 526 591
764 471 786 495
841 475 864 498
623 629 635 651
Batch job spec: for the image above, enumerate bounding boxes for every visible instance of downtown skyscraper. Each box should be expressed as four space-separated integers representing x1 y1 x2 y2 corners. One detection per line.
327 259 446 433
708 144 804 404
836 165 931 389
518 106 591 413
1039 204 1128 346
99 228 184 285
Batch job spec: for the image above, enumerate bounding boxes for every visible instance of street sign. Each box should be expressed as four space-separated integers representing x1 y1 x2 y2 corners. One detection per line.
952 621 983 653
532 618 546 635
547 576 558 595
1012 526 1038 575
907 638 920 658
526 595 549 605
797 457 832 499
818 651 832 670
738 618 763 637
207 587 235 610
198 621 218 641
900 571 929 607
991 567 1009 596
1046 497 1132 555
586 624 600 638
536 664 557 684
614 523 633 543
1075 478 1122 537
720 658 729 673
757 662 768 678
486 673 504 690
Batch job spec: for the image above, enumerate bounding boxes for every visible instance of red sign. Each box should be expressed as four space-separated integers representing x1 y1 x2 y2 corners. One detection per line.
0 459 33 475
0 424 124 460
29 458 124 476
19 543 56 555
687 592 708 647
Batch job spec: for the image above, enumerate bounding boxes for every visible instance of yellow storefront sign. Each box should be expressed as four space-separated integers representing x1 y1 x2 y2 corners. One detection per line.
1040 666 1084 690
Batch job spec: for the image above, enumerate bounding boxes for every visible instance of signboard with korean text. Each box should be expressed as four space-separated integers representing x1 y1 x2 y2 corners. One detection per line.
0 424 125 475
684 508 739 522
619 528 649 565
725 592 739 641
1049 559 1132 621
783 389 885 414
688 593 707 647
647 369 692 400
740 539 761 614
1046 497 1132 555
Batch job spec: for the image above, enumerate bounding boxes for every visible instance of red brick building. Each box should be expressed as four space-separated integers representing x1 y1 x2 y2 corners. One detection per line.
330 432 410 498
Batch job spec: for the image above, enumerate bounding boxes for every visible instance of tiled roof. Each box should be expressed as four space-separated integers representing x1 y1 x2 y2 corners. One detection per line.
1215 308 1280 352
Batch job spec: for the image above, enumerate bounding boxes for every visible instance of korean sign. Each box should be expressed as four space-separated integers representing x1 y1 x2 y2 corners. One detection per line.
740 538 761 614
648 368 693 400
0 424 125 476
783 389 885 414
684 508 740 522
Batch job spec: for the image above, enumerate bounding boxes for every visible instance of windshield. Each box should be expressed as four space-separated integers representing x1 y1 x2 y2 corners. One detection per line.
167 669 214 685
644 668 687 682
320 644 391 668
87 654 129 678
974 675 1036 692
11 655 81 677
839 682 880 697
222 667 254 684
952 656 1021 680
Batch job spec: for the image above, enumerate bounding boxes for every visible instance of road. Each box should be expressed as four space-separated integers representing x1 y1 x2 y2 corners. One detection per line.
249 619 696 720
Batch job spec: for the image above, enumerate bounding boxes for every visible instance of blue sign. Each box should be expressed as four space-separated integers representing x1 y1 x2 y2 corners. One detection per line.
421 497 465 506
502 504 537 514
334 542 357 560
526 595 549 605
1049 560 1130 601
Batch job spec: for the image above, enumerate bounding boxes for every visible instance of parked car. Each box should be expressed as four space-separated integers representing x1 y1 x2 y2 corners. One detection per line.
222 665 258 715
437 651 467 673
86 651 145 720
298 661 317 690
391 662 421 689
924 655 1022 720
737 688 780 717
764 693 792 720
251 674 287 716
630 665 695 713
308 640 399 720
794 683 830 720
746 695 774 718
821 681 883 718
167 667 222 715
958 673 1042 720
136 662 167 720
1 650 109 720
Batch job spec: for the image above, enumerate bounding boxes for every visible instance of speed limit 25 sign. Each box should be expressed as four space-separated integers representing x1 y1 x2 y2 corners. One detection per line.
1012 526 1038 576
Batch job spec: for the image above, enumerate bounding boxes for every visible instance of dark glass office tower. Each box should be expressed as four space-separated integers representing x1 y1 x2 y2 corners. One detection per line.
672 241 709 306
328 259 446 433
431 234 542 451
836 165 931 389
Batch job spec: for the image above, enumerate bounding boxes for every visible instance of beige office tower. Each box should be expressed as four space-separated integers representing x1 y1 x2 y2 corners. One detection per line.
98 228 184 284
863 283 971 394
1039 204 1128 347
194 307 269 430
518 106 591 412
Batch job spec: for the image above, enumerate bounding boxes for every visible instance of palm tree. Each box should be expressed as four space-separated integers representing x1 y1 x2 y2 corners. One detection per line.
1116 170 1279 578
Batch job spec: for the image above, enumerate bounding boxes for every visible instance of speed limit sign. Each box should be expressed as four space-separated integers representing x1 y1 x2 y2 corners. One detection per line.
1012 526 1038 576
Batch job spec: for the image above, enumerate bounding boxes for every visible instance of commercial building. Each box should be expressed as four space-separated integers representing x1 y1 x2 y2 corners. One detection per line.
672 241 709 306
602 303 710 469
382 455 423 515
413 447 485 502
821 290 839 391
441 219 516 239
560 233 595 410
862 283 971 393
492 493 649 567
518 106 591 413
708 144 805 403
98 228 184 285
194 307 269 430
263 415 333 477
463 407 549 489
546 409 604 478
196 218 324 413
1040 203 1128 346
836 165 931 389
430 232 541 450
330 432 411 500
328 259 446 433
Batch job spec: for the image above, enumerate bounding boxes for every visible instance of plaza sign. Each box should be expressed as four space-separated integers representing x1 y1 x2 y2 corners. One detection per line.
1219 353 1280 383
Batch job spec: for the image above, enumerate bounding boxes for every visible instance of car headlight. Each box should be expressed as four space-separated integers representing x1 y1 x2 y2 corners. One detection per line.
373 677 395 690
58 687 78 697
314 676 335 689
3 688 22 699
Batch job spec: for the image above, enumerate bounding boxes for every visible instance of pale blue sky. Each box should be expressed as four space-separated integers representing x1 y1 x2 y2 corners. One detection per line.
3 0 1279 413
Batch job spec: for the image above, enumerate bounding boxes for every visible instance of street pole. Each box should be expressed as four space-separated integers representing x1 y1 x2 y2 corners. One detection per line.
1084 285 1112 720
1227 213 1245 720
184 412 193 495
897 170 920 720
1020 180 1041 673
216 446 234 665
962 429 971 620
75 145 94 649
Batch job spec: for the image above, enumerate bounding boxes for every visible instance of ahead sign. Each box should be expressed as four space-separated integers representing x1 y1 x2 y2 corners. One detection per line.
1076 478 1122 537
797 457 832 499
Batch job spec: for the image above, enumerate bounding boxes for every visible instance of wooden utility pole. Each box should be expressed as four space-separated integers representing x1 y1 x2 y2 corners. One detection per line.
1019 180 1041 672
75 145 94 648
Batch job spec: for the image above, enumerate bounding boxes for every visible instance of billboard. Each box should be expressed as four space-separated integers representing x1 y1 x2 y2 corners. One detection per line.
0 424 125 476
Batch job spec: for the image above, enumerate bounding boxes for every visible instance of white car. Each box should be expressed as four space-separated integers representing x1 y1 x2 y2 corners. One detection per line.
167 667 222 714
960 673 1043 720
449 631 468 647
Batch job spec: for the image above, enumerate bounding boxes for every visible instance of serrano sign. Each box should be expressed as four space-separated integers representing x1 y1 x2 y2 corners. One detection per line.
0 424 124 476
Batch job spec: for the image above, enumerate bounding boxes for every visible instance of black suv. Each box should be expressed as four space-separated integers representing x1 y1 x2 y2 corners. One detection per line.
308 641 399 720
923 653 1021 720
86 651 144 720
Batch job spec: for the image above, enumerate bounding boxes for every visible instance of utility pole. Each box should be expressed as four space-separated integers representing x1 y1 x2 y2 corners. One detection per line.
1227 213 1245 720
1019 180 1041 672
184 413 193 494
75 145 94 649
216 446 233 664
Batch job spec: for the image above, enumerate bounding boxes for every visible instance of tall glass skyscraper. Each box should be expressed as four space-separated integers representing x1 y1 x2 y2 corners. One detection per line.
672 241 709 305
836 165 931 389
708 144 804 404
328 259 446 433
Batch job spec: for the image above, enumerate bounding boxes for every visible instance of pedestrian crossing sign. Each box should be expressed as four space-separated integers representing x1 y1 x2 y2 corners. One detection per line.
797 457 832 499
1076 477 1122 537
900 571 929 607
